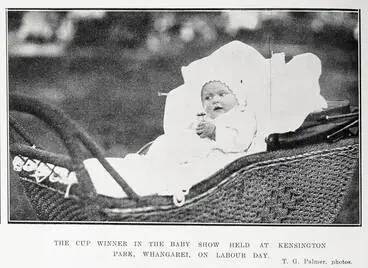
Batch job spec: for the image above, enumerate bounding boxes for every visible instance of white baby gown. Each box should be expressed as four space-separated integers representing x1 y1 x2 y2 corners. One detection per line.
84 105 257 198
83 40 327 199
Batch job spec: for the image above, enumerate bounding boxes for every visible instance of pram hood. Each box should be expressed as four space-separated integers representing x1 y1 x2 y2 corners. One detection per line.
164 40 327 139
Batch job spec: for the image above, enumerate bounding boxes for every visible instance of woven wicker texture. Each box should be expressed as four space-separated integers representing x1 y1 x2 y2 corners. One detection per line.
105 139 358 223
14 138 358 223
19 179 103 221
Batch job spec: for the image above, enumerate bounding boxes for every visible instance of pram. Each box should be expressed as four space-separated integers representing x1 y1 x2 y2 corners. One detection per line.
9 93 359 224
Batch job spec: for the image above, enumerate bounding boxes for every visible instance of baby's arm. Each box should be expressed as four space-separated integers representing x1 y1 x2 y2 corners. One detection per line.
214 108 257 153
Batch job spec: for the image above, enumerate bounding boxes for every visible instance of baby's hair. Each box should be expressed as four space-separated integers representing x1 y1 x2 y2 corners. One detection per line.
201 80 235 101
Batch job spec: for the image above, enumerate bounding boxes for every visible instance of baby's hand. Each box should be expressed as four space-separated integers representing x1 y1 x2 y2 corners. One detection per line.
196 120 216 140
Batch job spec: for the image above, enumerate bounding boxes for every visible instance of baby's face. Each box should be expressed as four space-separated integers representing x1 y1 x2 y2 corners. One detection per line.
201 81 238 119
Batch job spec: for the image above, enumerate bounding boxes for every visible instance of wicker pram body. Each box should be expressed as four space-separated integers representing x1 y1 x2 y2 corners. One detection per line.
9 94 359 224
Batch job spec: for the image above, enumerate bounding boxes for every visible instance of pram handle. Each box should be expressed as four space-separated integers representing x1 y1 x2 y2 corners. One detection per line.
9 94 140 201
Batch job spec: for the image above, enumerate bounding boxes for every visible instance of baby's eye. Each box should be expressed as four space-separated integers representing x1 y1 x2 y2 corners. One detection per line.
204 95 212 100
219 92 227 97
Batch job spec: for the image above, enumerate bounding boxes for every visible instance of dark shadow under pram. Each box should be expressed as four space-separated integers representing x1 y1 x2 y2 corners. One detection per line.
9 94 359 224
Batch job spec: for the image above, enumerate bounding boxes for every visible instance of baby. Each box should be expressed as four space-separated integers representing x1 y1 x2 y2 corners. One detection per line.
147 79 257 165
188 80 257 156
196 80 239 141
